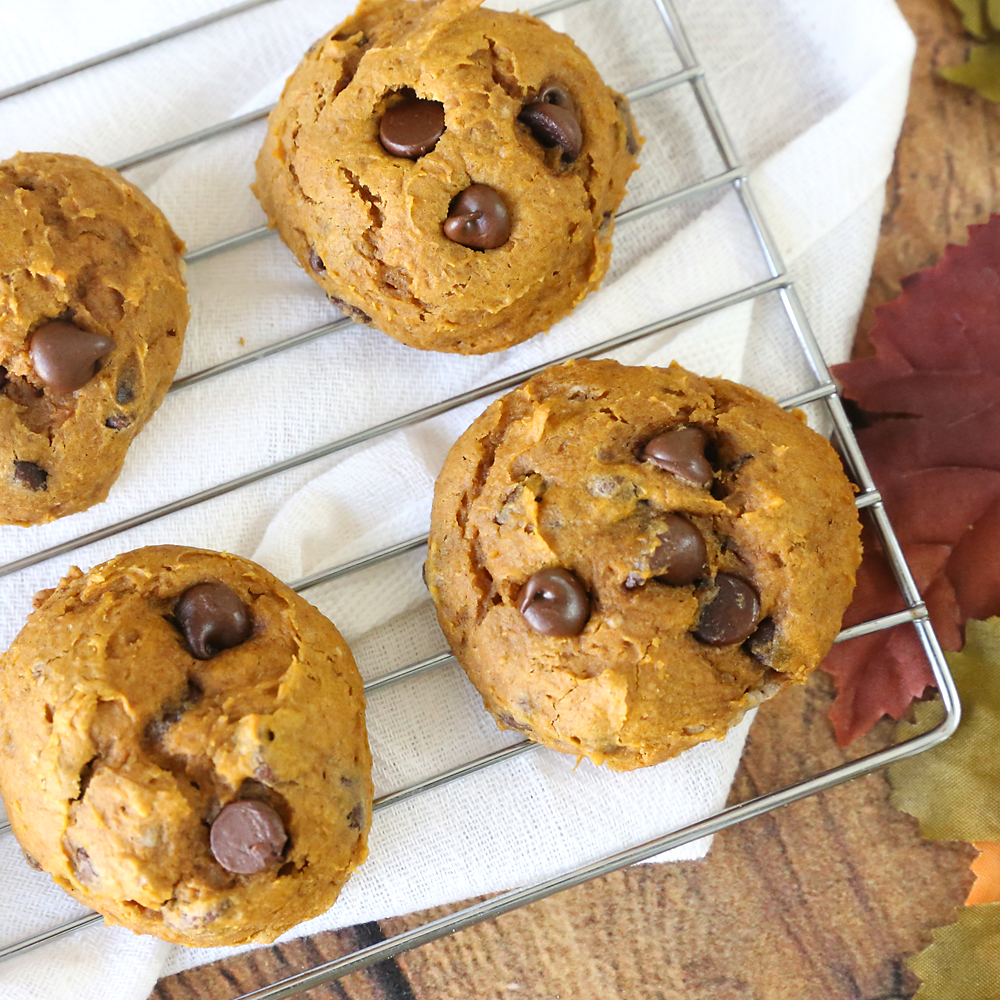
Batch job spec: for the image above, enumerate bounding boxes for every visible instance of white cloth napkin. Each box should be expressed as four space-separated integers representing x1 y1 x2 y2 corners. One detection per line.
0 0 914 996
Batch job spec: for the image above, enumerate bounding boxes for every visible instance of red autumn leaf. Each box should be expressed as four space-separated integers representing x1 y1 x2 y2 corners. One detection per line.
823 214 1000 744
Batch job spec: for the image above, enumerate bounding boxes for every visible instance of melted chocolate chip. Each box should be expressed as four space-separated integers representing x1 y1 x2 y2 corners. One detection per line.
347 803 365 830
745 616 776 665
28 320 115 394
693 573 760 646
380 97 445 158
210 800 287 874
642 427 713 488
327 296 373 325
174 582 252 660
13 461 47 492
308 247 326 274
519 101 582 161
105 414 132 430
518 567 590 637
648 515 708 586
0 366 7 390
115 378 134 404
443 185 511 250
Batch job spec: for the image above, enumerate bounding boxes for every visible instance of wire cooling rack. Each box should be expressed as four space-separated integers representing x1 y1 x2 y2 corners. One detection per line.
0 0 961 997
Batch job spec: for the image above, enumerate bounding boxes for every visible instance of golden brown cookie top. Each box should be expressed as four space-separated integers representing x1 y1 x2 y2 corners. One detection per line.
0 545 371 946
0 152 188 525
426 359 862 769
254 0 640 353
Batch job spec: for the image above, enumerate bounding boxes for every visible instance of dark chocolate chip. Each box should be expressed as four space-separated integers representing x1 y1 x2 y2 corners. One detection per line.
0 365 7 390
347 802 365 830
210 800 287 874
28 320 115 394
443 184 511 250
380 97 445 158
648 515 708 586
538 82 575 113
517 567 590 637
105 414 132 430
116 378 134 404
693 573 760 646
642 427 713 488
519 101 582 161
745 616 776 665
13 461 47 492
308 246 326 274
174 582 252 660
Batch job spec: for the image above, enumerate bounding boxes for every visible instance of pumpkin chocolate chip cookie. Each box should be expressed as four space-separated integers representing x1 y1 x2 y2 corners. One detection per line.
253 0 641 354
0 546 371 946
0 152 189 526
425 359 862 770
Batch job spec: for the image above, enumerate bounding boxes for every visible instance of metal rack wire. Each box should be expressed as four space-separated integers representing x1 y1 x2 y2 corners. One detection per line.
0 0 960 997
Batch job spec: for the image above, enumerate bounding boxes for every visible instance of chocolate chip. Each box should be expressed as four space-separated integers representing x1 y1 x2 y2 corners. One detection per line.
380 97 445 158
517 567 590 637
22 850 42 872
116 378 134 404
174 582 252 660
105 414 132 430
210 800 287 874
519 100 582 161
0 366 7 390
28 320 115 394
745 617 776 665
642 427 713 488
648 515 707 586
443 184 511 250
347 803 365 830
327 296 373 325
693 573 760 646
71 845 96 883
538 82 575 113
13 461 47 491
308 246 326 274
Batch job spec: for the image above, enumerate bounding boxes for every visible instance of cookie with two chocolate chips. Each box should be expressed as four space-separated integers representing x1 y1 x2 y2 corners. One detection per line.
0 546 372 946
0 152 189 525
253 0 641 354
425 359 862 770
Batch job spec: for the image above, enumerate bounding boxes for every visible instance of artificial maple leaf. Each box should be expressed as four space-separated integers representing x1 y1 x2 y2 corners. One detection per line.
907 902 1000 999
826 216 1000 744
968 843 1000 905
888 618 1000 842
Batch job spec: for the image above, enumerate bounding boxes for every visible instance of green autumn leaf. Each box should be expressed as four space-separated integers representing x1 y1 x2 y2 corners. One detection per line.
941 41 1000 102
908 903 1000 999
889 618 1000 842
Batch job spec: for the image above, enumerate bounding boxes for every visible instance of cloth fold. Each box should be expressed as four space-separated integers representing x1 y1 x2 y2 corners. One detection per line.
0 0 914 996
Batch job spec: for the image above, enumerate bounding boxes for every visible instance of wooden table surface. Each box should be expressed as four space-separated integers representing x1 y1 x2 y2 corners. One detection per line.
154 1 1000 996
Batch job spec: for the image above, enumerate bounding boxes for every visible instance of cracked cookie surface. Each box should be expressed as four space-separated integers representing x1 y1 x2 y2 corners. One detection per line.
0 545 371 946
0 152 189 526
425 359 862 770
253 0 641 354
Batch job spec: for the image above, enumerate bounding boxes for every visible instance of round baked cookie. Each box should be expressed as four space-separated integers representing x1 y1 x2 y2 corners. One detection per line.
0 151 189 526
0 546 372 947
425 359 862 770
253 0 641 354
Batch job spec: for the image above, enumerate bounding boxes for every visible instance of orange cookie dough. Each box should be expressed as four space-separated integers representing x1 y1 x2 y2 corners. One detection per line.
0 152 189 526
426 360 862 770
253 0 641 354
0 546 371 947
